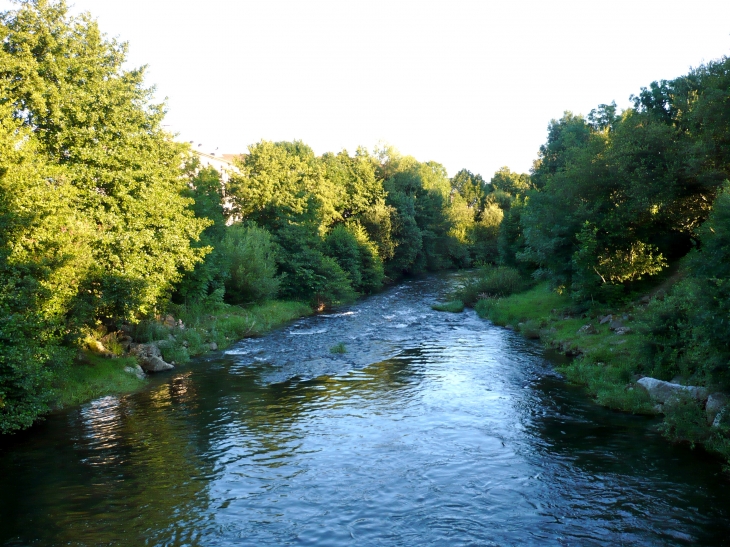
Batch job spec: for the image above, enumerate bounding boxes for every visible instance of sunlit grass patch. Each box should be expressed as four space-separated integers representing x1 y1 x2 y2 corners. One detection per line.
474 282 570 326
50 353 145 410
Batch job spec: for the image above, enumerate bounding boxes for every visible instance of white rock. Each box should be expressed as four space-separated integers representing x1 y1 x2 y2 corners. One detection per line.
636 377 709 404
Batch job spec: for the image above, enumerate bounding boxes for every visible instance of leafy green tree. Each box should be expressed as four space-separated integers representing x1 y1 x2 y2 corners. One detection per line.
0 106 89 432
451 169 489 213
1 0 209 322
0 0 209 432
174 164 228 302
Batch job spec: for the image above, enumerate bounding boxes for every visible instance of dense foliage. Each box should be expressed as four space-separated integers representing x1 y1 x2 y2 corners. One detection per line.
501 55 730 392
0 0 208 431
0 1 495 432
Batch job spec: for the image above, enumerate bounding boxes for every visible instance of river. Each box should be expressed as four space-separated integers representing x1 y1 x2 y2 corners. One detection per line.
1 274 729 546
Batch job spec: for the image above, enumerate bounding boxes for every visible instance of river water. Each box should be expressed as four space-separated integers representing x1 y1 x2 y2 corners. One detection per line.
1 274 730 546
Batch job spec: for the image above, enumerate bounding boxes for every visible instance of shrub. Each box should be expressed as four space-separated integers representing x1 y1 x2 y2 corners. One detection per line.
457 265 524 306
220 224 281 304
330 342 347 354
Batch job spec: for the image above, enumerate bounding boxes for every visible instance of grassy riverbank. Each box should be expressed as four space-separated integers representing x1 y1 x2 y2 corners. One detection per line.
474 283 654 413
48 300 313 412
455 279 730 466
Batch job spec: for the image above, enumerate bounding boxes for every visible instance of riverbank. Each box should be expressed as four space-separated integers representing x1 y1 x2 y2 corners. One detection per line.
469 282 730 466
48 300 313 413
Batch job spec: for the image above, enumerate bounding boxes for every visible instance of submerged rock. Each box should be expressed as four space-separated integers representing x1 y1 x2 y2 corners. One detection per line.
130 343 174 373
636 377 708 404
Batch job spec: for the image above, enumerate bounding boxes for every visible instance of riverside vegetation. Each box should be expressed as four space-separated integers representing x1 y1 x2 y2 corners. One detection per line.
433 56 730 463
2 0 730 472
0 1 506 433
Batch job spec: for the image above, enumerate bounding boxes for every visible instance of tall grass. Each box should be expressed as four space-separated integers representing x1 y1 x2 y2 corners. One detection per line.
456 265 525 306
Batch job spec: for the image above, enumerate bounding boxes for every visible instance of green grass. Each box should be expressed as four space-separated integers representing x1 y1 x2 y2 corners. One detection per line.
330 342 347 354
474 281 654 413
50 353 146 410
431 300 465 313
141 299 314 364
474 282 568 326
47 299 314 412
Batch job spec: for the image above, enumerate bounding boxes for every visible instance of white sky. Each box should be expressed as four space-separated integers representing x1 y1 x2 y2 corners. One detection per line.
4 0 730 178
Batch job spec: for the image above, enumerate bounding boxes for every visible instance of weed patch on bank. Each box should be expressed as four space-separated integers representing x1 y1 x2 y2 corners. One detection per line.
50 354 145 410
431 300 465 313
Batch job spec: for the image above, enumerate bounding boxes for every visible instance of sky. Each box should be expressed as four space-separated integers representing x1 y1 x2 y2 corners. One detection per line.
4 0 730 178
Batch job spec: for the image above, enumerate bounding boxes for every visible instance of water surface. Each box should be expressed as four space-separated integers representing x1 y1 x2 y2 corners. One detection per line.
1 274 729 546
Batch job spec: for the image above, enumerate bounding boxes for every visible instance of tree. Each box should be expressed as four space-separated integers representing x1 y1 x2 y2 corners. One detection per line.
0 0 208 432
1 0 209 322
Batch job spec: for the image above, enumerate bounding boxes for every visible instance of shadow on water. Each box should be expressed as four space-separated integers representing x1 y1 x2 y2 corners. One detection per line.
1 273 730 546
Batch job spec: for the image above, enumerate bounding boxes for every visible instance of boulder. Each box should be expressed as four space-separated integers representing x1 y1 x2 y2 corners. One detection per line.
706 393 728 425
163 314 176 328
124 364 146 380
209 342 218 351
599 314 613 325
614 327 632 335
636 377 709 404
129 343 174 373
578 324 598 335
609 320 624 331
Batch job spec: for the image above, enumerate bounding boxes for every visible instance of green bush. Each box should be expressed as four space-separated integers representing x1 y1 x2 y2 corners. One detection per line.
330 342 347 354
457 265 524 306
220 224 281 304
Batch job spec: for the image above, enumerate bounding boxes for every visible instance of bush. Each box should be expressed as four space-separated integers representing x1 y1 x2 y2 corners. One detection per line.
457 265 524 306
330 342 347 354
324 223 384 293
220 224 281 304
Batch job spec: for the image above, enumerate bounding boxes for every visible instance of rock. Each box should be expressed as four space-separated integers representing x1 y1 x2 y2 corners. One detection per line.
129 343 174 373
209 342 218 351
124 365 146 380
636 377 709 404
609 320 624 331
163 314 176 328
505 325 514 330
639 295 651 304
182 340 189 348
614 327 632 335
578 324 598 334
120 323 133 334
655 289 666 301
599 314 613 325
713 408 730 428
177 319 185 330
706 393 728 424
